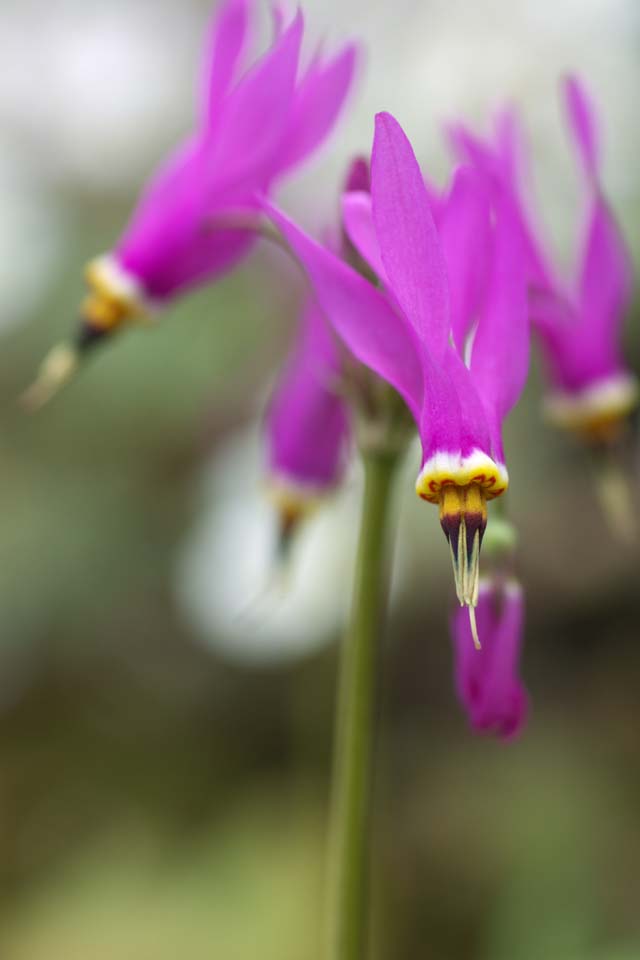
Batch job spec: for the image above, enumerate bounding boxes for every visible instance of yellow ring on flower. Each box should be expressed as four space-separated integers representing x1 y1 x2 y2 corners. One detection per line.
415 451 509 504
83 255 153 331
544 373 639 441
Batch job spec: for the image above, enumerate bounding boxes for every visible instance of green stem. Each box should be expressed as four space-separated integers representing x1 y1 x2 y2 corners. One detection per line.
326 446 400 960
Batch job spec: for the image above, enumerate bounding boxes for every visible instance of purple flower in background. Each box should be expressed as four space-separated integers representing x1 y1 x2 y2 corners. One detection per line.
265 293 350 536
451 577 527 738
264 113 530 633
263 157 370 547
24 0 357 408
91 0 356 315
450 76 637 442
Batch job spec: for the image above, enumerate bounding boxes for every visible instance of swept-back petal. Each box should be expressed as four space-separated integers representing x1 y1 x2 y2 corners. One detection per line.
470 191 529 435
418 346 494 467
570 194 635 387
267 296 349 490
201 0 252 129
563 75 600 181
276 44 358 177
344 156 370 193
263 201 424 422
341 191 387 283
205 11 304 191
438 166 492 355
371 113 450 358
449 113 555 293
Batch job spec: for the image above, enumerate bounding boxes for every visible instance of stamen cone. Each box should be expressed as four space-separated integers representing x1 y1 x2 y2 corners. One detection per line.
20 343 79 412
439 482 487 609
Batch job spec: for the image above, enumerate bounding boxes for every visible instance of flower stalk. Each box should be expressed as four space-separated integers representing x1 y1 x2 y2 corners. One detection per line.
326 437 401 960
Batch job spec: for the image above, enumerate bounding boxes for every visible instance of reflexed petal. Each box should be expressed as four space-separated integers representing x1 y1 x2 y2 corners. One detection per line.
371 113 450 358
418 346 494 465
341 191 387 283
470 191 529 433
263 200 424 422
267 297 349 490
205 11 304 191
449 113 555 292
276 44 359 176
438 165 492 354
201 0 252 129
446 122 497 174
578 194 634 338
344 156 370 193
563 74 600 181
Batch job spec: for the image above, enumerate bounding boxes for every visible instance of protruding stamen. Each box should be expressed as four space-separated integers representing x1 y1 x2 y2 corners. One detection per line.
20 344 79 411
468 604 481 651
592 448 636 544
440 482 487 608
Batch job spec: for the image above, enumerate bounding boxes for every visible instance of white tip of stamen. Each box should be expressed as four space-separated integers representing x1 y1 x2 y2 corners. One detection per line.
20 343 79 411
594 459 636 545
468 604 481 651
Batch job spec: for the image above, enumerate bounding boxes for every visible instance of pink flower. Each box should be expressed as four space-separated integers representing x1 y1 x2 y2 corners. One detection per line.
263 113 530 623
25 1 358 409
450 76 637 442
451 577 528 739
82 0 358 330
265 293 350 529
263 158 371 539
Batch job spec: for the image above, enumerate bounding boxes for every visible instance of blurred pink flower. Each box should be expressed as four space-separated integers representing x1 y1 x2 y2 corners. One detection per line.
451 578 528 739
86 0 358 311
450 75 637 441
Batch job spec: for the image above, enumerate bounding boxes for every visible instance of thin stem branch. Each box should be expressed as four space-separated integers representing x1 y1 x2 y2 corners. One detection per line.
325 446 400 960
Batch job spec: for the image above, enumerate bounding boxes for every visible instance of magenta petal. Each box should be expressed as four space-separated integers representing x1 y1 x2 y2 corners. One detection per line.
450 113 555 294
371 113 450 358
263 200 424 422
201 0 252 129
205 10 304 191
452 581 528 740
438 165 492 354
267 296 349 490
563 75 600 181
276 44 358 177
418 347 491 464
344 156 370 194
341 191 387 283
578 194 634 335
470 191 529 435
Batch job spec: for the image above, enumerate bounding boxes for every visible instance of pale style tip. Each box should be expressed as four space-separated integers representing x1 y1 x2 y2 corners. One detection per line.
20 344 79 412
468 604 481 651
594 456 636 545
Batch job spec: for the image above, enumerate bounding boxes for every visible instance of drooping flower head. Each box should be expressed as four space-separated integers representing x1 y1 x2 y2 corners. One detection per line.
451 576 527 738
265 293 350 543
450 76 637 443
263 157 370 551
263 113 530 634
25 0 357 407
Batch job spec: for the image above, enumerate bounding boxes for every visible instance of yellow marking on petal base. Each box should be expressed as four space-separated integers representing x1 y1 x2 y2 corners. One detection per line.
83 256 151 332
415 450 508 504
21 256 153 411
266 480 326 572
544 375 639 443
267 479 325 522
